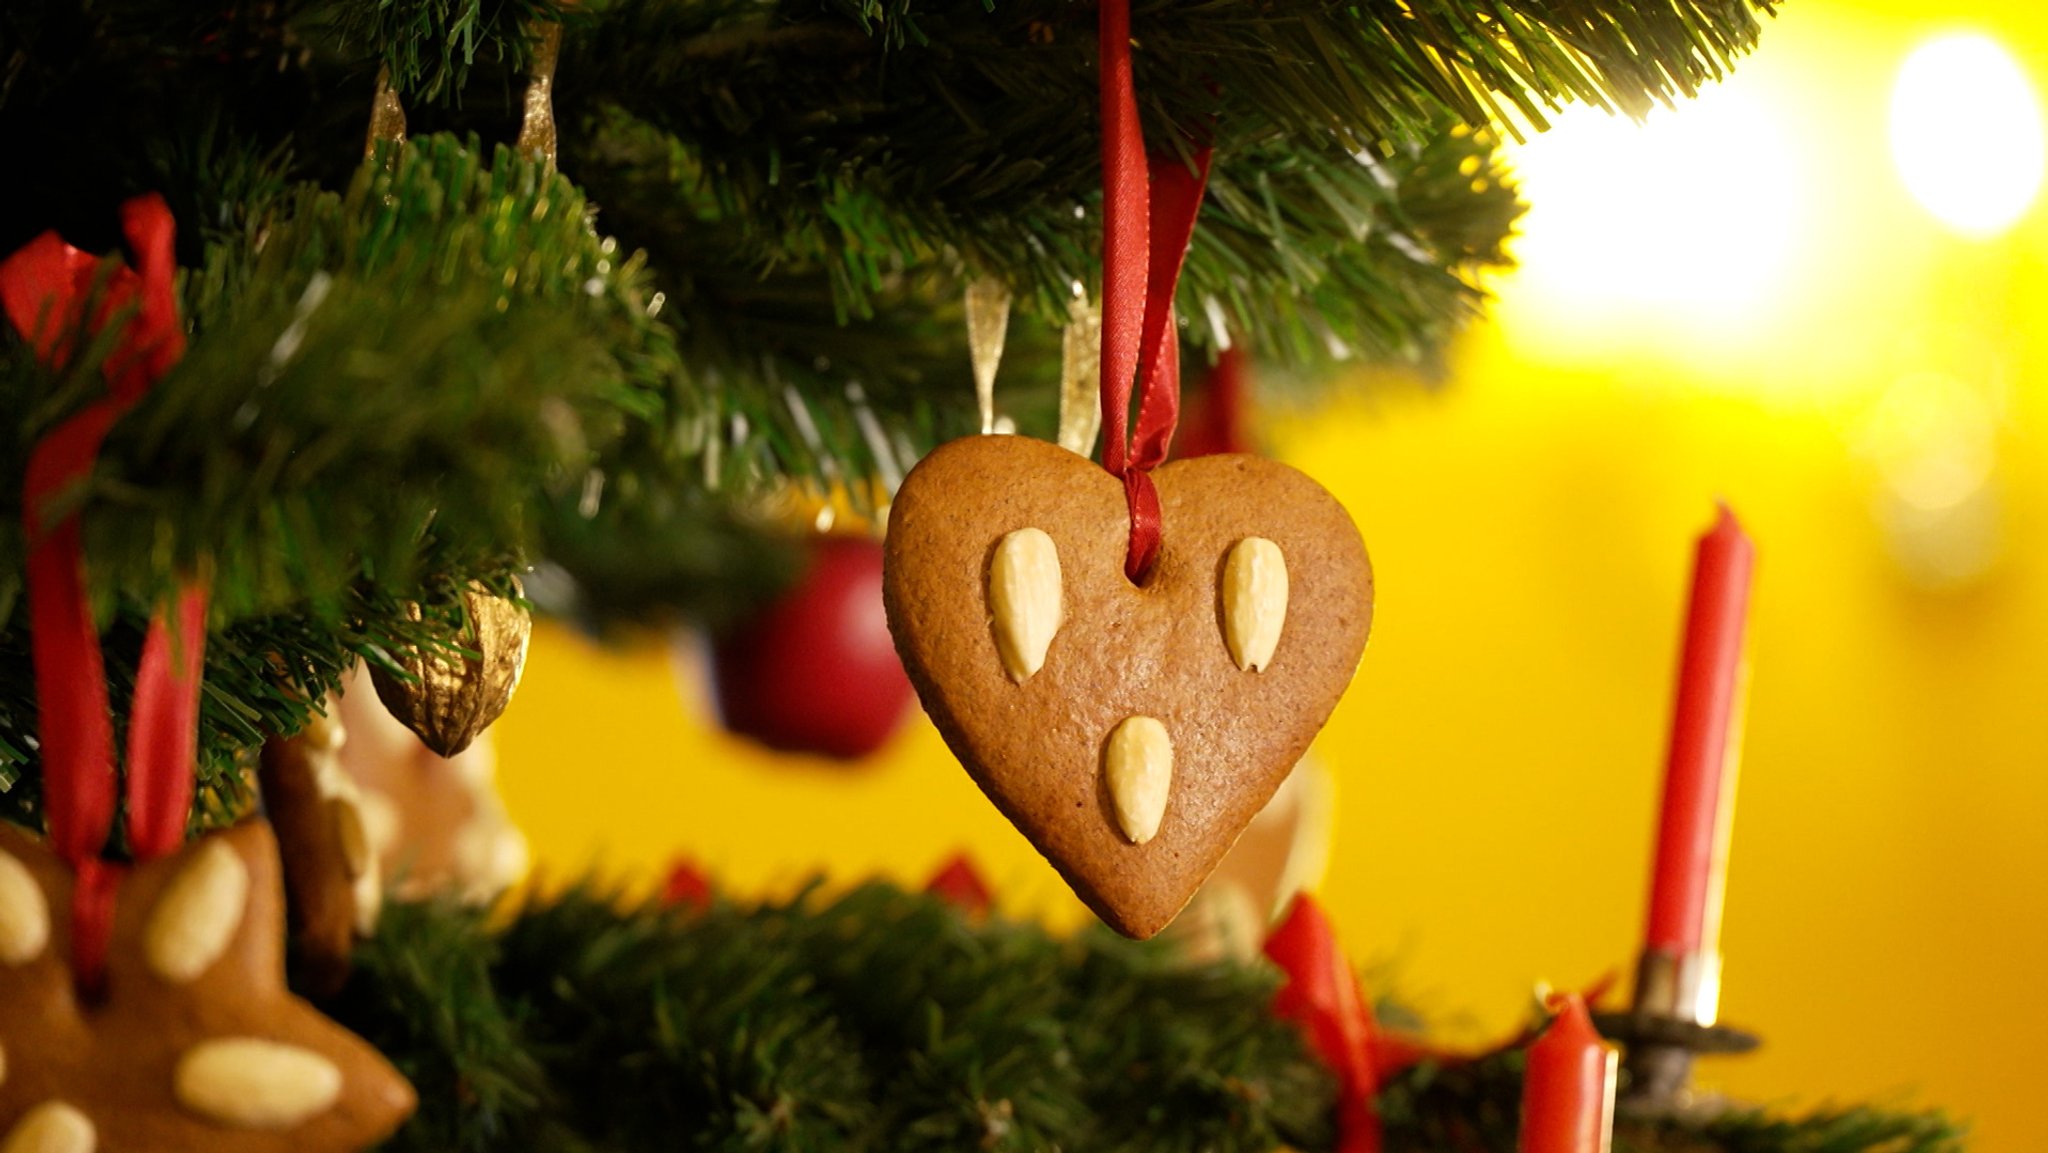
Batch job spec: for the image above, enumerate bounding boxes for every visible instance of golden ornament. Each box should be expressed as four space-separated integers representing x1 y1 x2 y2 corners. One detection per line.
515 24 564 169
363 65 407 156
370 582 531 758
963 275 1013 435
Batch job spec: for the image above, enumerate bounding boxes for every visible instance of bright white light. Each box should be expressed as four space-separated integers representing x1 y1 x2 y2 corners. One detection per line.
1499 83 1803 358
1890 34 2045 238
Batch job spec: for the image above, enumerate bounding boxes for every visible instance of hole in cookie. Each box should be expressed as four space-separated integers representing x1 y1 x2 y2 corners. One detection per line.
1124 548 1159 589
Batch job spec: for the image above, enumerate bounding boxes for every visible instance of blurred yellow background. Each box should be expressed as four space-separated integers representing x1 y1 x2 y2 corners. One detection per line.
496 2 2048 1149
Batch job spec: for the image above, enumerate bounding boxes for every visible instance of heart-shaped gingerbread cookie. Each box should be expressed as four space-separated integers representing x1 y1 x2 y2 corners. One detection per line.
883 435 1372 938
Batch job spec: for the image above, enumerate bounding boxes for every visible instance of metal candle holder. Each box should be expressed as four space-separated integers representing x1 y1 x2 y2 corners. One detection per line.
1592 948 1759 1116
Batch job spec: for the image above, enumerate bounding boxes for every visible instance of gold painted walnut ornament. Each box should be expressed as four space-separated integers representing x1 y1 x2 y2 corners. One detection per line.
370 581 531 758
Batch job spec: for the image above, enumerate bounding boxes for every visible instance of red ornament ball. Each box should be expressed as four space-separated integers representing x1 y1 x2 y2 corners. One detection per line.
710 536 914 760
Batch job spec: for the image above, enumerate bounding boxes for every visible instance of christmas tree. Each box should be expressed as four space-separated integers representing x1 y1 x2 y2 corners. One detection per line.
0 1 1969 1150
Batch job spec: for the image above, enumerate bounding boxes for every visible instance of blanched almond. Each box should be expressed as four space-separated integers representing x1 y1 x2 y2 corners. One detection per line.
174 1039 342 1129
0 849 49 966
1222 537 1288 671
1 1101 95 1153
144 840 250 984
988 528 1062 683
1105 716 1173 844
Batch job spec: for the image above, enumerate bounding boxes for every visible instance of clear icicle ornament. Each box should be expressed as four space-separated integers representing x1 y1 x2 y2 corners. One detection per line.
1058 286 1103 458
964 276 1013 435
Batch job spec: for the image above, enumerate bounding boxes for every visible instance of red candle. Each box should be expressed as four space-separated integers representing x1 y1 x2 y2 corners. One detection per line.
1519 994 1617 1153
1643 505 1755 955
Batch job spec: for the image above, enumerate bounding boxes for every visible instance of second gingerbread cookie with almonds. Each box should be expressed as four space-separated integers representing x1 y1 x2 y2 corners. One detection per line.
884 434 1372 938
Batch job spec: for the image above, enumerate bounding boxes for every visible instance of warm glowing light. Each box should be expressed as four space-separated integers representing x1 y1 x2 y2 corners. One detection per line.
1890 34 2045 238
1499 83 1804 362
1856 372 2005 589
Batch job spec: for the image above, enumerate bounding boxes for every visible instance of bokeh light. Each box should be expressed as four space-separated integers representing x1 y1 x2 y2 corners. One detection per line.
1499 83 1805 362
1889 33 2045 237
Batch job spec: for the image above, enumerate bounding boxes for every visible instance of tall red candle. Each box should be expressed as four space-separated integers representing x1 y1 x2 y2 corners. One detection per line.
1519 994 1617 1153
1643 505 1755 954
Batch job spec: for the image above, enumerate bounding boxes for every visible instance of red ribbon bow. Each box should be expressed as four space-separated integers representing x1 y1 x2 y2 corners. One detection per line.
1097 0 1213 583
1 194 208 991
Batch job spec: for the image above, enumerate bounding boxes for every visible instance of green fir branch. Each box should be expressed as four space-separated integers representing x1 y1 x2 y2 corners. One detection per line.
307 0 572 104
1376 1047 1966 1153
0 0 1762 816
0 136 695 801
558 0 1535 350
73 134 681 614
335 880 1338 1151
327 880 1960 1153
320 899 552 1153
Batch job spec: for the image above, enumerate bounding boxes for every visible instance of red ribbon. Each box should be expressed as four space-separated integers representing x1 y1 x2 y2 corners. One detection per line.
1097 0 1212 583
924 852 993 916
1174 346 1250 459
2 194 207 990
661 858 714 912
1264 895 1384 1153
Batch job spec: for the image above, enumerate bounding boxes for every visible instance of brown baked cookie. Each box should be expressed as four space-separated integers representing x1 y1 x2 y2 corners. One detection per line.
258 713 383 998
883 434 1372 938
333 664 529 905
1168 755 1335 964
0 821 416 1152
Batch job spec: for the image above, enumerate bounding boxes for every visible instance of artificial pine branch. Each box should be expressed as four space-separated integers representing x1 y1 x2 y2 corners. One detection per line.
0 135 686 800
309 0 571 105
0 0 1538 558
1377 1049 1966 1153
325 880 1959 1153
532 484 805 633
318 899 551 1153
0 0 1756 824
333 881 1340 1152
554 0 1534 347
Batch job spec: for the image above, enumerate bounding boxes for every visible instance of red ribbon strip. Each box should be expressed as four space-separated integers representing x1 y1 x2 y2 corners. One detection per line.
924 852 993 916
661 858 715 912
1174 346 1250 459
1265 895 1385 1153
1097 0 1212 583
1 194 207 989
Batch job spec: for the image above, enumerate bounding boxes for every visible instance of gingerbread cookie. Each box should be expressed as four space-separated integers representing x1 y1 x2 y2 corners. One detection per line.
0 821 416 1152
334 663 530 905
1167 755 1336 964
258 713 383 996
883 434 1371 938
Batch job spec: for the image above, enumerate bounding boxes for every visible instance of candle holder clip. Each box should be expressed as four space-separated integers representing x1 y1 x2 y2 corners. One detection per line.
1593 949 1759 1118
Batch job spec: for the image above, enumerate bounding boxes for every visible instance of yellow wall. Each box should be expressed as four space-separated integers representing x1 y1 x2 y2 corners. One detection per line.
497 3 2048 1149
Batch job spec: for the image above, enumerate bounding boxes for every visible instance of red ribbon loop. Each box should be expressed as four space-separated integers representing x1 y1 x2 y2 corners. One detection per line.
68 859 126 994
1098 0 1212 584
1119 468 1163 580
2 193 205 990
126 584 211 860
